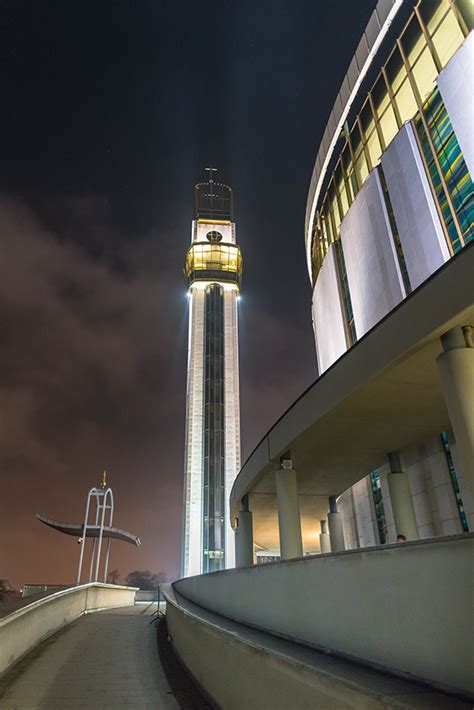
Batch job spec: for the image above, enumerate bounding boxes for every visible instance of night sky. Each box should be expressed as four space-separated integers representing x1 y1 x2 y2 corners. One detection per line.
0 0 375 586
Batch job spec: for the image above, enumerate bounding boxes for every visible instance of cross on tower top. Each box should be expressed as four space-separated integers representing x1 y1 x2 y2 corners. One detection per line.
205 166 217 182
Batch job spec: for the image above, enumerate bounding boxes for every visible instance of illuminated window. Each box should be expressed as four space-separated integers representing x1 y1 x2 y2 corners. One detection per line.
431 8 465 67
371 74 390 116
456 0 474 30
401 15 426 68
411 46 438 102
360 101 375 137
341 143 356 200
367 129 382 168
324 203 335 244
185 242 242 286
385 47 407 93
394 77 418 124
329 186 341 233
379 105 398 148
337 168 350 217
419 0 449 36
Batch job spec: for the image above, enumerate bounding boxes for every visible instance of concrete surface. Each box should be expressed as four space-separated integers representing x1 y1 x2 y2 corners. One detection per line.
175 534 474 696
0 605 179 710
0 583 137 676
164 585 471 710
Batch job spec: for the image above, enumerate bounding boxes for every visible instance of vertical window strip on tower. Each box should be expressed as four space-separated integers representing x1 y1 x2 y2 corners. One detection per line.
370 471 388 544
440 432 469 532
203 284 226 572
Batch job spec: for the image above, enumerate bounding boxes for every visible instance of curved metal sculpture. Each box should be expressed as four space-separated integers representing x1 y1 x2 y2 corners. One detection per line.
37 471 141 585
36 514 141 546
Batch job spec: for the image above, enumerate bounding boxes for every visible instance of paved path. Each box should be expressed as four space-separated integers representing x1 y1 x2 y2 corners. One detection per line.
0 605 180 709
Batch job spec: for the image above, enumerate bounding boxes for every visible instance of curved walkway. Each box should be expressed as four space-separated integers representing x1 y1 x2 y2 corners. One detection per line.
0 605 179 709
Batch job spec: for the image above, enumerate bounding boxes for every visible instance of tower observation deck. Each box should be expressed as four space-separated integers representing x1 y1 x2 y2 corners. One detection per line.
182 168 242 576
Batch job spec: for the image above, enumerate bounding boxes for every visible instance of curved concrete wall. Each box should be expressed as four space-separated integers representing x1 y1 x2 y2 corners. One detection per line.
340 168 406 339
174 535 474 696
0 583 137 676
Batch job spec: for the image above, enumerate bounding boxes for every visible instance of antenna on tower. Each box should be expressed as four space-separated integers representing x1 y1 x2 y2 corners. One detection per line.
204 166 217 218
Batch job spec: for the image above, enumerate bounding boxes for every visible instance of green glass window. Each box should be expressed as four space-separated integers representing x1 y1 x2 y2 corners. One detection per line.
370 471 388 544
440 432 469 532
415 88 474 252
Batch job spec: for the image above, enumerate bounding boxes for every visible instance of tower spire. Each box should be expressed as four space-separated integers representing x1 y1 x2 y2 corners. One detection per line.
205 165 217 183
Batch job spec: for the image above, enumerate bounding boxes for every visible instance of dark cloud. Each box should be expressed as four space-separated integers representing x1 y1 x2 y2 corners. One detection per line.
0 0 376 585
0 195 185 583
0 195 315 585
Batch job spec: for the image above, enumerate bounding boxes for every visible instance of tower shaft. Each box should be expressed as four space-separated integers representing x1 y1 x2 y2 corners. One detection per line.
182 176 242 577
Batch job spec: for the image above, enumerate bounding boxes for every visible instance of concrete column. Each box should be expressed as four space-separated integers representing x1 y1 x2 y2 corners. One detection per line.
319 519 331 554
387 452 419 540
275 462 303 559
437 325 474 497
235 495 254 567
327 496 345 552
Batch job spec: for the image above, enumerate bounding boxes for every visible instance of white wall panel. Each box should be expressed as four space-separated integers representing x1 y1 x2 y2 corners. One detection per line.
311 243 347 374
183 287 206 576
437 32 474 180
194 220 235 244
382 123 450 290
338 488 359 550
351 477 378 547
223 287 241 569
340 169 405 338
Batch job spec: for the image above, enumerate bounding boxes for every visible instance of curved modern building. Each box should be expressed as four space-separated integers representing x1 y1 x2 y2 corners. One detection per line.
164 4 474 706
305 0 473 547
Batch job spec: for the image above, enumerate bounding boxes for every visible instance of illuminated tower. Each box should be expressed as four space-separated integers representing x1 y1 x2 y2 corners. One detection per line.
182 167 242 576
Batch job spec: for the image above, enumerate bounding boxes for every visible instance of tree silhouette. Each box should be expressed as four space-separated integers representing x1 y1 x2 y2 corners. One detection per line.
125 570 167 590
107 569 120 584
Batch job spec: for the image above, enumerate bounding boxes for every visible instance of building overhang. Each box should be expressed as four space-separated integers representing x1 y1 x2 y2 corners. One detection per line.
230 246 474 552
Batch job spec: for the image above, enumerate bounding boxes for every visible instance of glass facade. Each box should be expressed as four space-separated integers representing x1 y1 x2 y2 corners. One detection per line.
370 471 388 544
415 89 474 253
440 432 469 532
184 241 242 287
202 284 226 572
310 0 471 283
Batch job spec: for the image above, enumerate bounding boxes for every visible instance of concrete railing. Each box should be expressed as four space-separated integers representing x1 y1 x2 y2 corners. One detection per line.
174 534 474 697
0 583 137 676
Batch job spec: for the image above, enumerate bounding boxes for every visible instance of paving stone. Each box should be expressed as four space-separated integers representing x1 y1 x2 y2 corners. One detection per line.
0 607 179 709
